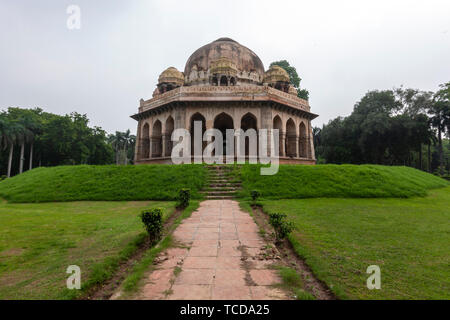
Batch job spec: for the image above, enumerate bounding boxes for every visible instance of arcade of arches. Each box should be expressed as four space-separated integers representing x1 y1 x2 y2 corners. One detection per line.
136 106 313 163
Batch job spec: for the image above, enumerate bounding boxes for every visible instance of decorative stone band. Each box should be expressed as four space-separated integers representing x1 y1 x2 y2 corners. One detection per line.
135 85 313 116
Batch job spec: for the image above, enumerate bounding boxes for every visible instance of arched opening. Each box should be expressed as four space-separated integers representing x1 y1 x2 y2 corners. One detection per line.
142 123 150 159
214 112 234 157
151 120 162 158
273 115 283 156
165 116 174 157
286 118 297 157
230 77 236 86
241 113 258 158
299 122 307 158
190 113 206 157
212 76 218 86
220 75 228 86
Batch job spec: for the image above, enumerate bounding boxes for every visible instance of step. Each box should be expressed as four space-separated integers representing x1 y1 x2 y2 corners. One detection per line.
204 187 239 192
208 178 231 182
209 183 241 188
204 195 235 200
202 190 237 196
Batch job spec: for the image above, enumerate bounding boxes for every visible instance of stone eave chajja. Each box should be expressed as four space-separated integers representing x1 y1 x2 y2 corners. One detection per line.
131 85 318 120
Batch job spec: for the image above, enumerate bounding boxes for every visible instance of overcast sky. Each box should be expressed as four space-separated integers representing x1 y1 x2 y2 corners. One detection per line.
1 0 449 134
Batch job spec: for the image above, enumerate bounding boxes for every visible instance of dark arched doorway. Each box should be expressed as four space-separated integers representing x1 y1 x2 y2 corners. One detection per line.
299 122 307 158
241 113 258 158
165 116 174 157
142 123 150 159
273 115 283 157
190 113 206 157
214 112 234 157
286 118 297 157
152 120 162 158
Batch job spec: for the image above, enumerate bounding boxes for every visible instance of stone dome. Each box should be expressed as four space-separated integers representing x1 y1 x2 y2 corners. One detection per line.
184 38 265 82
158 67 184 86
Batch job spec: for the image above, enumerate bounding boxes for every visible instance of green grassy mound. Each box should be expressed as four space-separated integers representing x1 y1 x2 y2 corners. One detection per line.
0 165 206 203
0 164 447 203
234 164 448 199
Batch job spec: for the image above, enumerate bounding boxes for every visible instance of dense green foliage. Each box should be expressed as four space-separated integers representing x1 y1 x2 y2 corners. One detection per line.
0 165 207 203
0 107 138 177
107 130 136 165
178 188 191 208
0 200 176 299
268 212 294 241
270 60 309 100
250 190 260 202
234 164 448 199
140 208 164 244
315 83 450 175
261 187 450 299
0 108 115 177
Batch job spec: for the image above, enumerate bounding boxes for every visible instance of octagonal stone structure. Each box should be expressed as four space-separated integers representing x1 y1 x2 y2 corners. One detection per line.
131 38 318 164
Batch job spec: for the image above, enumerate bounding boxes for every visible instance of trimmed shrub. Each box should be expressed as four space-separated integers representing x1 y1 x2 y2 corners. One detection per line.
140 208 164 244
178 188 191 208
0 175 6 182
269 212 294 242
251 190 261 202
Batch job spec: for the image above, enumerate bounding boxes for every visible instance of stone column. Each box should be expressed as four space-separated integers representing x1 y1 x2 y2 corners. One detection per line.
135 121 142 161
161 134 167 158
308 121 315 160
280 131 286 157
295 137 299 158
148 137 153 158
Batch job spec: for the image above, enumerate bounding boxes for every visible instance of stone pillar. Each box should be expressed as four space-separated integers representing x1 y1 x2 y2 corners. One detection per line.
148 137 153 158
135 121 141 161
308 121 315 160
162 134 166 158
278 132 285 157
295 137 299 158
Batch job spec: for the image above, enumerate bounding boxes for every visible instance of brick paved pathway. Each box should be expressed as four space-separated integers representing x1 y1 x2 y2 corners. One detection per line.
138 200 289 300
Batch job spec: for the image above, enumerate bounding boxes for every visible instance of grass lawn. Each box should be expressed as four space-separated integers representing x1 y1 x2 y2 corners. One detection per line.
260 187 450 299
0 200 176 300
233 164 448 199
0 164 206 203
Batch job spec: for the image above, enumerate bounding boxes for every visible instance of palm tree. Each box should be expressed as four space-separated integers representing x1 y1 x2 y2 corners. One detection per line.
16 116 36 174
108 131 124 165
121 130 131 165
429 101 448 174
3 122 21 178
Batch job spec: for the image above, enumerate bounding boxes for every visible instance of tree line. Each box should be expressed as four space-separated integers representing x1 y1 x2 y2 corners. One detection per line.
0 107 135 178
314 82 450 175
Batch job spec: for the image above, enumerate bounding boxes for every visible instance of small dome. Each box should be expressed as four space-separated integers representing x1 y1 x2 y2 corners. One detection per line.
288 85 298 96
264 65 290 84
158 67 184 86
209 57 238 76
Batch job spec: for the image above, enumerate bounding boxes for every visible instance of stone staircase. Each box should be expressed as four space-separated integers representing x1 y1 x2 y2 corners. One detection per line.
201 165 241 200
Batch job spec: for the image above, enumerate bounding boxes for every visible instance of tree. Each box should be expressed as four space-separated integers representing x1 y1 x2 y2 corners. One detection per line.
435 82 450 135
0 107 115 176
270 60 310 101
2 120 21 178
429 101 448 173
108 131 124 165
16 114 38 173
107 130 136 165
315 87 446 169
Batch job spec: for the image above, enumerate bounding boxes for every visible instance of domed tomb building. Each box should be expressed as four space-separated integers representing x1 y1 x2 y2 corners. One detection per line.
131 38 318 164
